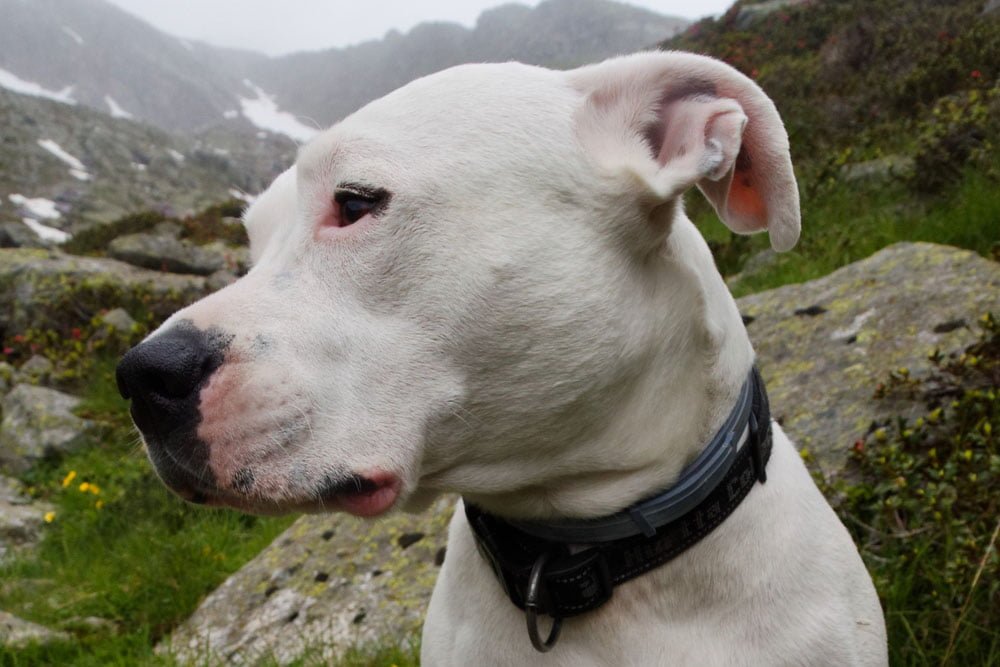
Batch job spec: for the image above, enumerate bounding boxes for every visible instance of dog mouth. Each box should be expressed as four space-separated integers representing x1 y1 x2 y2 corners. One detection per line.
157 461 401 518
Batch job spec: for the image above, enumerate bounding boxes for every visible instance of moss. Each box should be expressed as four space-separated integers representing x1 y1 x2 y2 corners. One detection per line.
63 212 166 256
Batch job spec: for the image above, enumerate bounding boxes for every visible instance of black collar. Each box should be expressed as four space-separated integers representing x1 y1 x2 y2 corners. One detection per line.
463 367 773 652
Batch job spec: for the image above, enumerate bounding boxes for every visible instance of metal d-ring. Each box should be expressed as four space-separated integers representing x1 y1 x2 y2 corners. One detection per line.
524 551 563 652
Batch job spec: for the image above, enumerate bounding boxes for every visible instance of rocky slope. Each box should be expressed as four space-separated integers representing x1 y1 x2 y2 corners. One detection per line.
0 87 295 240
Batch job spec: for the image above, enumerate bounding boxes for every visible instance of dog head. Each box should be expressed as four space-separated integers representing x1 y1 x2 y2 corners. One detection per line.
117 52 798 518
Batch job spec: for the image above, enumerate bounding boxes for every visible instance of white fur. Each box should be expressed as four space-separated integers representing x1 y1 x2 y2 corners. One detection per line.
152 52 886 664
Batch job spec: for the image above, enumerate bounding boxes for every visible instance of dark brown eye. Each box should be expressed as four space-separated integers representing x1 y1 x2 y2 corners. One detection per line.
331 186 389 229
337 195 375 226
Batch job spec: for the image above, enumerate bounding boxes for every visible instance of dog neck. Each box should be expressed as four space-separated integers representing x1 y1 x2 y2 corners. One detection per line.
452 210 755 521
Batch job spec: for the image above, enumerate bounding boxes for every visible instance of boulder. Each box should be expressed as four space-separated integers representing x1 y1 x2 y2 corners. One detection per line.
0 248 207 334
108 233 226 276
206 270 239 292
0 222 46 249
740 242 1000 475
0 610 68 649
0 385 91 474
13 355 53 386
0 475 53 562
98 307 138 335
160 242 999 664
841 155 915 182
162 496 453 665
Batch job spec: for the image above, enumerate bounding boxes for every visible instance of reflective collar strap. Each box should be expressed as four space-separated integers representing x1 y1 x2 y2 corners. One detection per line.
464 367 773 628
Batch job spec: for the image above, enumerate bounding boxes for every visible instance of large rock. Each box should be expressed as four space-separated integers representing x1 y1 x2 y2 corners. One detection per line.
0 222 46 249
0 475 53 562
108 233 226 276
0 248 207 334
740 242 999 474
0 610 68 649
0 385 91 474
161 242 999 664
163 496 454 665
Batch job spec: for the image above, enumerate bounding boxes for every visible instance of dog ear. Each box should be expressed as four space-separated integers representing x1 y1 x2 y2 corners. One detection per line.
569 51 800 252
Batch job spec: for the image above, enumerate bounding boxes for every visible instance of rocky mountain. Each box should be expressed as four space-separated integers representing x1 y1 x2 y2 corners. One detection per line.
247 0 689 128
0 0 687 136
0 0 687 247
0 86 296 242
0 0 255 133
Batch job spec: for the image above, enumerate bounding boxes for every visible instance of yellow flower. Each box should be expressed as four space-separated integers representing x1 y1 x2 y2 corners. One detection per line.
44 511 56 523
95 500 105 510
79 482 91 493
61 470 77 488
88 484 101 495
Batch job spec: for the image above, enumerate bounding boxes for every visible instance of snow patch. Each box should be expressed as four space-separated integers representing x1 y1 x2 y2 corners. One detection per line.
37 139 91 181
223 109 239 119
239 80 317 143
104 95 134 119
37 139 85 170
167 149 185 162
22 218 71 244
62 26 84 45
9 193 61 220
132 163 147 172
0 67 76 105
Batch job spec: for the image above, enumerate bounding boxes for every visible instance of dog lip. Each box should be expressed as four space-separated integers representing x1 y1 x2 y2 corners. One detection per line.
318 471 401 518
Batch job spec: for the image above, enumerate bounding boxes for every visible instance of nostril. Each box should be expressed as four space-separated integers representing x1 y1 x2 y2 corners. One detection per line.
116 324 225 405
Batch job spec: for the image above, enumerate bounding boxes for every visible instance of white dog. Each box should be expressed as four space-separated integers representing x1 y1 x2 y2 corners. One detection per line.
117 51 887 665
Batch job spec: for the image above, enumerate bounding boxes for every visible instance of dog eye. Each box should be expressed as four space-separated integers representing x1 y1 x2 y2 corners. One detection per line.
332 187 389 227
331 194 373 227
340 196 374 224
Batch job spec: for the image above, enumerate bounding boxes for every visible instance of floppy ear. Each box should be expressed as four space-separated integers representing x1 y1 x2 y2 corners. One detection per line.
568 51 800 252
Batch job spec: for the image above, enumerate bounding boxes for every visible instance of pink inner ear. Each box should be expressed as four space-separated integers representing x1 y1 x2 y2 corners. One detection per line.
726 167 768 232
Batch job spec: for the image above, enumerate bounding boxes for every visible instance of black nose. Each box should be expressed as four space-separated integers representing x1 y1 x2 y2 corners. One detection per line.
116 324 225 430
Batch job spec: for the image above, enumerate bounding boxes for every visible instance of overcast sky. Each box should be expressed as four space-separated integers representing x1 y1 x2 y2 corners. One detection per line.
103 0 733 56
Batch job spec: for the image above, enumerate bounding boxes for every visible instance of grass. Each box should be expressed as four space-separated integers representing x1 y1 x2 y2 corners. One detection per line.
0 357 295 666
692 168 1000 297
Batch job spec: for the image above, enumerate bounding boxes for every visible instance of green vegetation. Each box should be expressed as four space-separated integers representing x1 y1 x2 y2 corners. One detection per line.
64 200 248 257
0 315 295 665
672 3 1000 662
671 0 1000 296
814 314 1000 666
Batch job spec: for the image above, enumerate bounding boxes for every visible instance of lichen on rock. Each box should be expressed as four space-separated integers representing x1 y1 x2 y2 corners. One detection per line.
161 496 455 665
